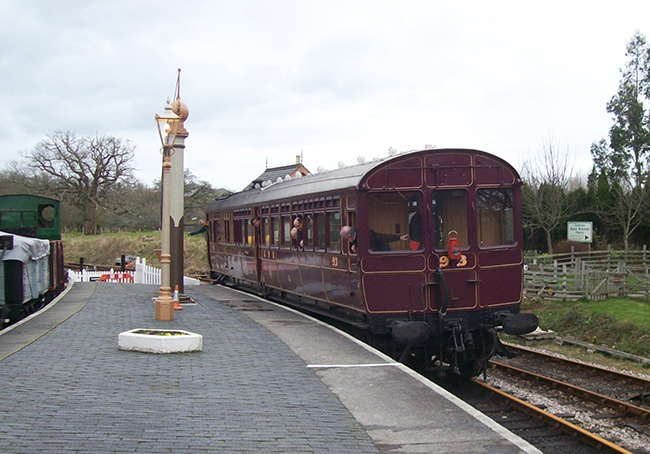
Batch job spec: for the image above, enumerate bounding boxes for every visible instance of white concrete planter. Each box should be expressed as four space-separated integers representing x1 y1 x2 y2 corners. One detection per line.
118 329 202 354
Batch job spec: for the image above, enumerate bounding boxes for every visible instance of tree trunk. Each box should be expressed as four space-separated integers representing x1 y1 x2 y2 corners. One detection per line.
545 230 554 255
83 204 98 235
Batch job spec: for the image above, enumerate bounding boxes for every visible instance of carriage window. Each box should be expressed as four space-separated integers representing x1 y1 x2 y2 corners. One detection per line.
303 214 314 249
272 216 280 246
367 192 422 251
223 219 231 244
247 220 254 245
233 219 246 244
233 220 241 244
316 213 326 250
432 190 467 250
262 217 270 246
241 221 247 245
477 189 514 247
407 199 424 251
210 216 220 243
346 211 356 229
281 216 291 248
328 211 341 252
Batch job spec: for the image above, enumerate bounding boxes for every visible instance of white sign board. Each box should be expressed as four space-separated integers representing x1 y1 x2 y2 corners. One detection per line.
567 221 593 243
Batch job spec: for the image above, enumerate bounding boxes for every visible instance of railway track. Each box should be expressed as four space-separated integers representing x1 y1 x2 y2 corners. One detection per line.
446 378 636 454
481 344 650 453
493 344 650 414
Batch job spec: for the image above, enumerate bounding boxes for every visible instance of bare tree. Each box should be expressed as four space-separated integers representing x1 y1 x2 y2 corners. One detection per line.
521 137 579 254
600 178 650 251
18 131 136 234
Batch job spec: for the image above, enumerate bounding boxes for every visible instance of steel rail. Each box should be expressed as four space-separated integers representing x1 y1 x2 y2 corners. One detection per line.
489 360 650 420
471 379 635 454
504 343 650 388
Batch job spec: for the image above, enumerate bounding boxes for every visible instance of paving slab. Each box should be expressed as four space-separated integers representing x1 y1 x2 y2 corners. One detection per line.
0 283 378 454
0 282 541 454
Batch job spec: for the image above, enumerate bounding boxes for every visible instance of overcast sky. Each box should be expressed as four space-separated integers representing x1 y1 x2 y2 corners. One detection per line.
2 1 648 192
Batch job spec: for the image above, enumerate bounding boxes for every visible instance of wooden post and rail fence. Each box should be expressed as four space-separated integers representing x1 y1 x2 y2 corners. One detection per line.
524 246 650 301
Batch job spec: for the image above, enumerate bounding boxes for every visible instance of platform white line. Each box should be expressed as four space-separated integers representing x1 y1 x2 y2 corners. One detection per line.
307 363 399 369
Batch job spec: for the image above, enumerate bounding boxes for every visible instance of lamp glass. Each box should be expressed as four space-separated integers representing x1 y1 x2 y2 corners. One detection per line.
155 102 180 149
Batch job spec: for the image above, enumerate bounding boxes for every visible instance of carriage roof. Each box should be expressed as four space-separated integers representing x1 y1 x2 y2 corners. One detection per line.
205 148 518 212
206 156 375 211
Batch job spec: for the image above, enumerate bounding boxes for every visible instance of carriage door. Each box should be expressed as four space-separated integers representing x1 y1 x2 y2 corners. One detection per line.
475 188 522 307
361 192 427 314
430 190 478 311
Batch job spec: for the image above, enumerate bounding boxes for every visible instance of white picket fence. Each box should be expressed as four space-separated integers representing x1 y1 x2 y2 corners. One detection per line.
67 257 200 286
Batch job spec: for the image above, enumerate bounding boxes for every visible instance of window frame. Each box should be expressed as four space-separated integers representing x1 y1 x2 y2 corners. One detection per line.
365 191 423 253
431 189 469 252
476 188 515 249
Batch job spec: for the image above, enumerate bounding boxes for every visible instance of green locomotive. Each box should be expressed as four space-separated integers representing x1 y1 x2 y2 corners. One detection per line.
0 194 65 328
0 194 61 240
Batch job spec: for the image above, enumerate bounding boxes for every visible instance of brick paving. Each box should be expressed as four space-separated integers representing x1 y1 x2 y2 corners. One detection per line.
0 283 380 453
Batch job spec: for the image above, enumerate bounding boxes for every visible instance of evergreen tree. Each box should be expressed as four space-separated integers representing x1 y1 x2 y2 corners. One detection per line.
592 31 650 186
590 31 650 250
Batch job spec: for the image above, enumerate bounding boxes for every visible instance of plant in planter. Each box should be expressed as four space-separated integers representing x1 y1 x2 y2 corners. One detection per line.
133 330 189 336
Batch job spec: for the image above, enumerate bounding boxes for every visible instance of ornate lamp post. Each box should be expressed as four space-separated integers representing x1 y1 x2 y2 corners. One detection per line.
168 78 190 302
154 100 180 321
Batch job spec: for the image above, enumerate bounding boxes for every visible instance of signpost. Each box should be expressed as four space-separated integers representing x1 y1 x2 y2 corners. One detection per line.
567 221 593 243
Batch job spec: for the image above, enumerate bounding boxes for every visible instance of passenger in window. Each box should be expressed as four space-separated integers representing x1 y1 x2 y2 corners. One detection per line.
340 226 408 253
340 226 358 252
293 216 303 229
408 210 423 250
250 216 261 245
188 220 208 236
290 227 303 249
370 230 409 251
292 216 304 249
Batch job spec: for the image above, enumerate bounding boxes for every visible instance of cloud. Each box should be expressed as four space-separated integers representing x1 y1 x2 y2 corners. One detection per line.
1 0 649 191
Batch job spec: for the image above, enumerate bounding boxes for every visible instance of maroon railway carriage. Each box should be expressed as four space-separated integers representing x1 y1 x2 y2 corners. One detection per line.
205 148 537 377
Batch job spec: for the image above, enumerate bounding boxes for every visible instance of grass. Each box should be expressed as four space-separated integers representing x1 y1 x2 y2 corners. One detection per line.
62 231 209 275
585 298 650 326
522 297 650 364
